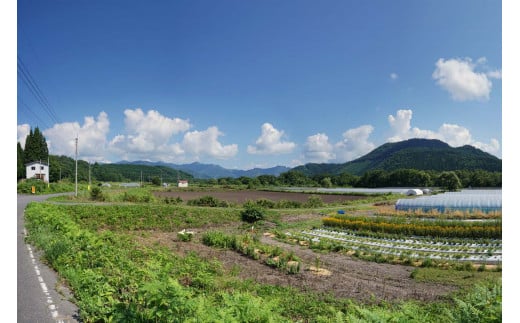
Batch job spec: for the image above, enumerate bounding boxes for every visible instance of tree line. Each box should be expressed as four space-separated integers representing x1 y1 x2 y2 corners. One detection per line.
193 169 500 190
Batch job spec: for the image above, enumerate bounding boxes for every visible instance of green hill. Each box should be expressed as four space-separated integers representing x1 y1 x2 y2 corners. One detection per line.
293 138 502 176
47 155 193 183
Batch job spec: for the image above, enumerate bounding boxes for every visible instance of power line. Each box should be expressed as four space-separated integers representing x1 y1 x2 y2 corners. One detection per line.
17 56 61 125
17 96 50 129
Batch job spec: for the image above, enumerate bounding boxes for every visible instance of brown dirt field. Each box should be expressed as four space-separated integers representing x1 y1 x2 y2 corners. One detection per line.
153 190 367 204
133 225 456 304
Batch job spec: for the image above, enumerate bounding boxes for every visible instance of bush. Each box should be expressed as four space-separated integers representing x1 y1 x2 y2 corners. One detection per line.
187 195 230 207
240 204 265 223
90 187 104 201
305 195 324 208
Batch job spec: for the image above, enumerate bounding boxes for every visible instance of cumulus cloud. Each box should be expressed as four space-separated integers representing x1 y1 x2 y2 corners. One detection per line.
302 125 376 164
108 108 193 161
432 57 500 101
110 108 191 155
182 127 238 159
43 112 110 162
17 124 31 149
247 123 296 154
303 133 335 163
387 109 500 155
335 125 376 161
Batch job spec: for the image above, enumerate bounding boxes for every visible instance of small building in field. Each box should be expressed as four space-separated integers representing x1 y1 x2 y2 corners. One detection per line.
26 161 49 183
178 180 189 188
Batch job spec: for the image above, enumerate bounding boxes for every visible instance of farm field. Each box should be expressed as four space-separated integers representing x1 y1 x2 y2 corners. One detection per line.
24 187 502 322
153 189 368 204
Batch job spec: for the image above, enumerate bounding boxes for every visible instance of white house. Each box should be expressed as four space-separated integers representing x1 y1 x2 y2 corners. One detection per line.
26 161 49 183
178 180 189 188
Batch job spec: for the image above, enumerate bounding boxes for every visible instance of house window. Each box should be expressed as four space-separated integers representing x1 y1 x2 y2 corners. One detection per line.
31 166 36 170
41 166 45 170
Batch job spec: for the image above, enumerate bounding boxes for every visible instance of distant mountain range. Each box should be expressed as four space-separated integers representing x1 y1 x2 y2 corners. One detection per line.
116 161 291 179
292 138 502 176
117 138 501 179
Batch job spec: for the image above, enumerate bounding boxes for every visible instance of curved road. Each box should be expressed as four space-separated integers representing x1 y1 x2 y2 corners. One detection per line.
17 194 80 322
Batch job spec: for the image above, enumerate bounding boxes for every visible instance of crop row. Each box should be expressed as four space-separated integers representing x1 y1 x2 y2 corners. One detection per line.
201 231 301 274
323 215 501 239
295 229 502 263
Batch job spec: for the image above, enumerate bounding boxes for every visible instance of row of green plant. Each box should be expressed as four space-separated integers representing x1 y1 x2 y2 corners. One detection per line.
201 231 301 274
323 215 502 239
305 228 502 254
275 230 501 271
24 202 501 322
300 230 501 263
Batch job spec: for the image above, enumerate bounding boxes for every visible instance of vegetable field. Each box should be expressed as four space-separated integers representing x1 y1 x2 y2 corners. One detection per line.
23 188 502 322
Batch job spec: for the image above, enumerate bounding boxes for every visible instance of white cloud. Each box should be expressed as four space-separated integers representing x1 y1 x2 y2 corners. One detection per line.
334 125 376 162
247 123 296 155
487 70 502 79
302 125 376 164
432 57 498 101
17 124 31 149
182 126 238 159
108 108 192 161
390 73 398 80
387 109 500 155
43 112 110 162
303 133 335 163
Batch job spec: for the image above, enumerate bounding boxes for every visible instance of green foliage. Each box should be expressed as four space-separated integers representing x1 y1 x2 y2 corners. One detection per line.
17 179 47 194
151 176 161 186
23 127 49 164
240 203 265 223
292 139 501 183
187 195 230 207
437 171 463 191
23 202 501 322
17 142 25 180
304 195 324 208
89 187 104 201
177 230 194 242
114 188 155 203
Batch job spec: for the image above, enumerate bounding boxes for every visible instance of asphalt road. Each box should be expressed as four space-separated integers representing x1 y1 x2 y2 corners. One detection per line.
17 194 80 323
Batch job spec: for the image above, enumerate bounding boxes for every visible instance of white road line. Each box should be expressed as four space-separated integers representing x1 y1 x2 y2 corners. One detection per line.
24 229 64 322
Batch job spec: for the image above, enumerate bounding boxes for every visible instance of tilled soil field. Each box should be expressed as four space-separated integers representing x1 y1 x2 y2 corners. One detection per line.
138 190 459 304
134 220 456 304
153 190 367 204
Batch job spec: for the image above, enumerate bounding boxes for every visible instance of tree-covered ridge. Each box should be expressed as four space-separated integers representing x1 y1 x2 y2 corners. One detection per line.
294 138 502 176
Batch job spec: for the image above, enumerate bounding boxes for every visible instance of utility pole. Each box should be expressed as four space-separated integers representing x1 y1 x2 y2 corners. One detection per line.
88 161 91 190
75 136 78 197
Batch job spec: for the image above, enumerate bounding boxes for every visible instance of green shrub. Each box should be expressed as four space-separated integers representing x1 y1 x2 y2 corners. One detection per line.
254 198 276 209
187 195 230 207
305 195 324 208
240 204 265 223
90 187 104 201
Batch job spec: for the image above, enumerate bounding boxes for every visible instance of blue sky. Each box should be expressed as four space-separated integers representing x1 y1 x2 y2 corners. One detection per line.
15 0 503 169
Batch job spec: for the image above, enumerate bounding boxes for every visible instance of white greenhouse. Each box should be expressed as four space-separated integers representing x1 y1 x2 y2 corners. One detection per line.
395 189 502 213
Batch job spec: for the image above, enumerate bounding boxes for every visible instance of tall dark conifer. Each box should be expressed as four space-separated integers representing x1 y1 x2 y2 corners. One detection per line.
23 127 49 163
17 142 25 179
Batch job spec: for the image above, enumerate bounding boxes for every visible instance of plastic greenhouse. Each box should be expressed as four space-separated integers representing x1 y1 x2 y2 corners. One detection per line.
395 189 502 213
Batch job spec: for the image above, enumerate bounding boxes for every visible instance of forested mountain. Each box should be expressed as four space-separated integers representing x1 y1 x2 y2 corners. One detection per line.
117 161 290 179
43 155 193 183
293 138 502 176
